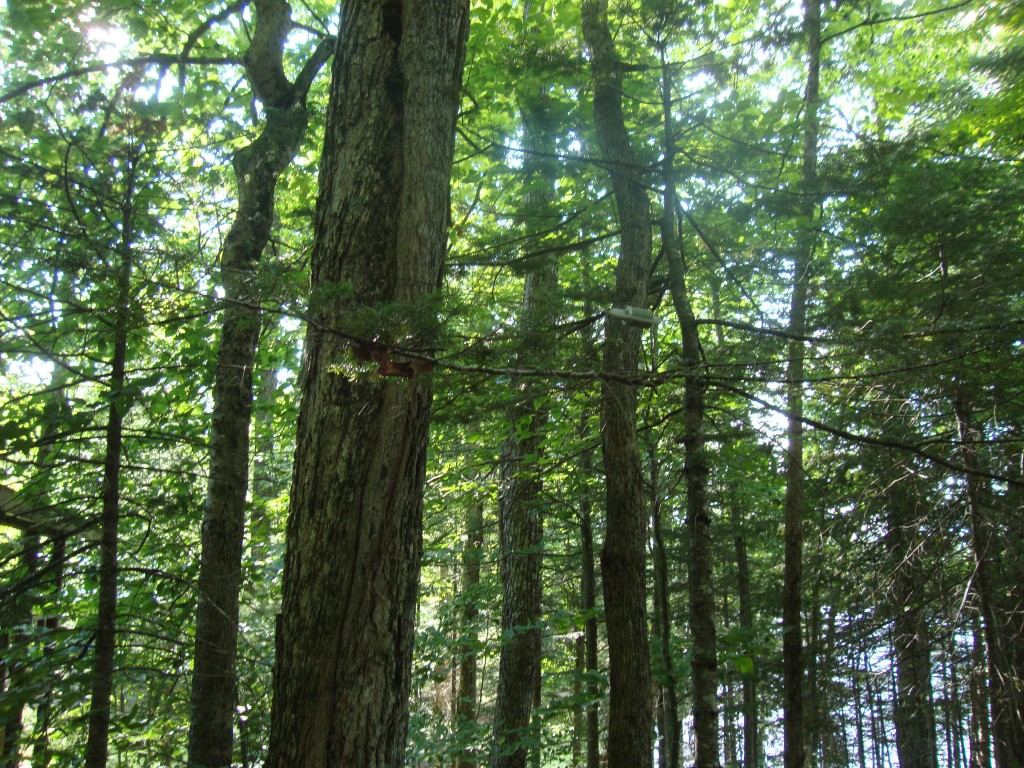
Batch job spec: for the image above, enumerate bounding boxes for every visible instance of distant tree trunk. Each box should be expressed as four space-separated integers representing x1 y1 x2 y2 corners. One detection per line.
581 3 654 767
651 459 680 768
730 505 760 768
457 496 484 768
887 474 938 768
783 2 821 766
578 417 601 768
656 43 719 768
969 615 991 768
954 391 1024 768
490 35 558 764
187 5 332 765
0 537 37 767
263 3 469 766
30 538 64 768
84 152 136 768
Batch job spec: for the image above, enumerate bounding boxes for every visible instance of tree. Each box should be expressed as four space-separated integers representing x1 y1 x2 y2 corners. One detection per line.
782 2 821 765
187 2 332 764
263 2 470 765
581 3 654 767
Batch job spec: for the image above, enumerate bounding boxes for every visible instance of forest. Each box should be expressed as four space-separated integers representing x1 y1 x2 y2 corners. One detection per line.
0 0 1022 766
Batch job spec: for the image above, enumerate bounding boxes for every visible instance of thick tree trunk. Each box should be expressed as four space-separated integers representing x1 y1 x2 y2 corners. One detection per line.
581 4 654 768
187 4 331 765
84 157 136 768
457 497 484 768
263 3 468 766
783 2 821 766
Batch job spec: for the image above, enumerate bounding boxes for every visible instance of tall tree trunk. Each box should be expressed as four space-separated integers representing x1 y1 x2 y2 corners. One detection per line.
783 2 821 766
489 37 558 764
84 153 137 768
887 474 938 768
188 3 331 765
263 3 469 766
656 44 720 768
457 496 484 768
580 3 654 767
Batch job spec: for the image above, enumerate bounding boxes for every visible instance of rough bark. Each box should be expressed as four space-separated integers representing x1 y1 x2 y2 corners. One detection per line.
457 497 484 768
580 3 654 767
263 3 469 766
187 3 332 765
783 2 821 766
84 154 136 768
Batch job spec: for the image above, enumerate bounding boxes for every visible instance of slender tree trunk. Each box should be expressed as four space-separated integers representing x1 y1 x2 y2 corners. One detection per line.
578 421 601 768
731 505 760 768
581 4 654 767
651 460 680 768
783 2 821 766
457 497 484 768
84 153 136 768
188 6 332 765
263 3 469 766
656 45 719 768
969 614 992 768
853 662 867 768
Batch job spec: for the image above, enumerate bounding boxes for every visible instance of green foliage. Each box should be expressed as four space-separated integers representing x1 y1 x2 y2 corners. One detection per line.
1 0 1021 765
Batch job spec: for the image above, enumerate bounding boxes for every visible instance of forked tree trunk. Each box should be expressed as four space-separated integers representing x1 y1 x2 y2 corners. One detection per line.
263 3 469 766
187 3 332 765
580 3 654 767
